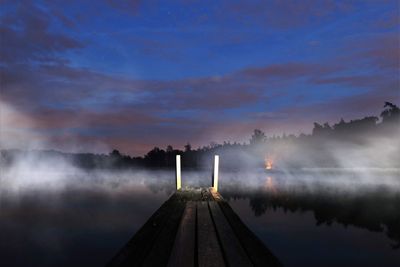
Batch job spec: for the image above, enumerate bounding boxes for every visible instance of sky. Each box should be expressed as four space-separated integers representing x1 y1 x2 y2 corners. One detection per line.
0 0 399 155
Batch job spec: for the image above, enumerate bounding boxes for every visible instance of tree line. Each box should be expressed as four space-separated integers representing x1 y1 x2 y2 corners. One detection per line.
1 102 399 170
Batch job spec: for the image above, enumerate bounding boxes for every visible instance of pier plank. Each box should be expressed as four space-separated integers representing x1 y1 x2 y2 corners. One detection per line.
216 200 282 267
197 201 226 267
208 201 253 267
141 200 186 266
105 193 179 267
167 201 197 267
106 187 281 267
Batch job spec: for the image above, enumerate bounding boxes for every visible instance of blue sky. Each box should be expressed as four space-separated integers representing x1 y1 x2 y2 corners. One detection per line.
0 0 399 155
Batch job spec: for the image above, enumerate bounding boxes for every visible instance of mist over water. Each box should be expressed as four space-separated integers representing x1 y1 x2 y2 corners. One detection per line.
1 0 399 264
1 152 400 266
2 149 399 196
1 100 400 266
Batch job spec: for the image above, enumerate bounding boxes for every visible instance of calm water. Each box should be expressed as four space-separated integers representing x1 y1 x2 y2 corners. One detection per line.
1 170 399 266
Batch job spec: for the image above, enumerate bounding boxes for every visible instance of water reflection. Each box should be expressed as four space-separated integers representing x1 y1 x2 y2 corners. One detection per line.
0 183 174 266
220 174 400 249
0 170 399 266
264 176 278 194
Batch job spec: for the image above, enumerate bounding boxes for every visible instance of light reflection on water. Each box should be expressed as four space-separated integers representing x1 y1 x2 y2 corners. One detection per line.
0 170 399 266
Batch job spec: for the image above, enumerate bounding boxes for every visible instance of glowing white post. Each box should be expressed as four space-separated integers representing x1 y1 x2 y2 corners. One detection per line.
176 155 181 190
213 155 219 191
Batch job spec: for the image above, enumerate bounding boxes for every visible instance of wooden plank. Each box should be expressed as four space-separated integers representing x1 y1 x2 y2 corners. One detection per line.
107 188 282 267
105 193 179 267
167 201 196 267
208 201 253 267
201 188 212 201
210 188 223 201
183 187 203 201
140 189 201 266
197 201 226 267
217 200 283 267
140 200 186 266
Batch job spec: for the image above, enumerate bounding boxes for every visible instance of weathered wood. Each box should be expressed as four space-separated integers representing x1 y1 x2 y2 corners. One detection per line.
210 187 223 201
208 201 253 267
141 200 186 266
197 201 226 267
105 193 178 267
183 187 203 201
106 187 282 267
200 187 212 200
216 200 282 267
167 201 196 267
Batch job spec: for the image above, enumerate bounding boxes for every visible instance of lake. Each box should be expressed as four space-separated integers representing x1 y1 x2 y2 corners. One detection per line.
1 169 399 266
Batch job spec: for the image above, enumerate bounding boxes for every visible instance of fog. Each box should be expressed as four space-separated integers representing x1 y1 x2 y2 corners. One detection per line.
1 129 400 196
1 97 399 195
1 154 399 198
1 101 400 267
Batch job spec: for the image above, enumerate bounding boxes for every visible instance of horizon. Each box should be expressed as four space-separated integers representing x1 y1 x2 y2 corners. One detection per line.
1 0 399 155
0 103 397 157
1 2 400 266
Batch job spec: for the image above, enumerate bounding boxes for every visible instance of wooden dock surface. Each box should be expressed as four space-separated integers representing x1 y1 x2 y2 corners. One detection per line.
106 187 282 267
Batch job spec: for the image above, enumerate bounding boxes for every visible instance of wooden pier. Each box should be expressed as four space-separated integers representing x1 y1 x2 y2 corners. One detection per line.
106 187 282 267
106 156 282 267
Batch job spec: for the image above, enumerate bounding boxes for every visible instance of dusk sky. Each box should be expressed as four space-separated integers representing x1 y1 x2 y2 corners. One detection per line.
1 0 399 155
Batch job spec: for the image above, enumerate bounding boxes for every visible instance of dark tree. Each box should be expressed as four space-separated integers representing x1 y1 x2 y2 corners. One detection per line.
381 102 400 123
184 143 192 152
166 145 174 153
2 101 398 171
110 149 121 157
250 129 266 145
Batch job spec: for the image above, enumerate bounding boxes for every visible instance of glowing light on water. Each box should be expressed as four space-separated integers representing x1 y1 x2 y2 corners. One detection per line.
265 158 273 170
265 176 277 193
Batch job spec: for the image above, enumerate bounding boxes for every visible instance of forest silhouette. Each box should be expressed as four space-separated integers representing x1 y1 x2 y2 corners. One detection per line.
1 102 399 170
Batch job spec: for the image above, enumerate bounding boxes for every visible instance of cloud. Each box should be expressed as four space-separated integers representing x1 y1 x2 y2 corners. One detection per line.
2 54 397 154
240 62 340 79
0 0 83 64
359 34 400 71
106 0 141 15
227 0 355 29
1 1 399 155
1 30 399 154
311 75 390 88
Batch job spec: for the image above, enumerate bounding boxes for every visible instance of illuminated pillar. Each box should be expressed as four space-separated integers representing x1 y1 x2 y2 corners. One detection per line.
176 155 181 190
212 155 219 191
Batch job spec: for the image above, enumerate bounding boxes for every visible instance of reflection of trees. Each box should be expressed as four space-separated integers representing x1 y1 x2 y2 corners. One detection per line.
222 186 400 249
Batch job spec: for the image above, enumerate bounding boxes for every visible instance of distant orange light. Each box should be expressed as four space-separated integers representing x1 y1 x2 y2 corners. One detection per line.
265 158 273 170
